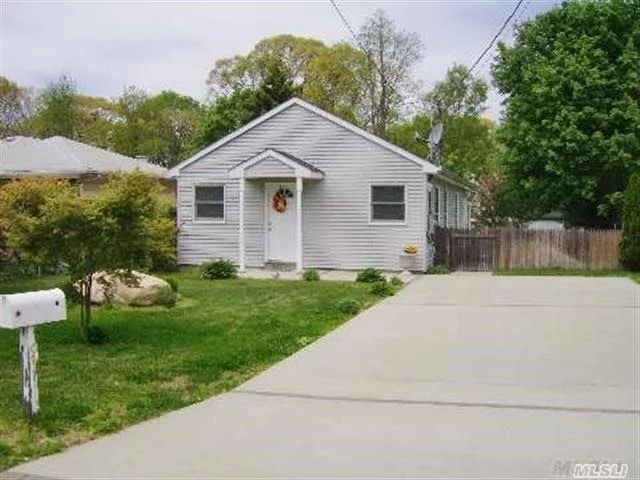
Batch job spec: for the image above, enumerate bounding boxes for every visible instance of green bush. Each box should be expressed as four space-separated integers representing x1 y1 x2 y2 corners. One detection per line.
356 267 385 283
201 259 237 280
370 280 393 297
337 298 362 315
620 172 640 271
390 276 404 287
164 277 179 293
61 280 82 305
302 269 320 281
87 326 109 345
426 265 450 275
156 285 177 308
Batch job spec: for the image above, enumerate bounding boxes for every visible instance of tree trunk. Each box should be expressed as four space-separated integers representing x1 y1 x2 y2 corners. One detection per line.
79 275 92 343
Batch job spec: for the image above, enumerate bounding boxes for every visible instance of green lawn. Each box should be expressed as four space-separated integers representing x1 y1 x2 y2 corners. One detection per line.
494 268 640 283
0 270 381 470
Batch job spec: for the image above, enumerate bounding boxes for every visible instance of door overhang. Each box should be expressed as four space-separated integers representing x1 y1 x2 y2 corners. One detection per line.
228 149 324 180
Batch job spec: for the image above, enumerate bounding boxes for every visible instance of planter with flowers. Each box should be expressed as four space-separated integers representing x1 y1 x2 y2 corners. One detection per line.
399 244 420 271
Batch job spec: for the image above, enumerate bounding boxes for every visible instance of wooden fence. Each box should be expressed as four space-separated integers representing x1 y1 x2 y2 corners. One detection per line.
434 226 622 271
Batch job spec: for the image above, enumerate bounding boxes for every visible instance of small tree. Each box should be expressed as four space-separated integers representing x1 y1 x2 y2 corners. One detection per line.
620 172 640 271
0 171 176 342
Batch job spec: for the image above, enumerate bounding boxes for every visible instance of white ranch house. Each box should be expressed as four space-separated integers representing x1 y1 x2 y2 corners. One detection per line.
169 98 470 272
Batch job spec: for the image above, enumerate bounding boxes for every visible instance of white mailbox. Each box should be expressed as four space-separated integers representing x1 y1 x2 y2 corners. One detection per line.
0 288 66 329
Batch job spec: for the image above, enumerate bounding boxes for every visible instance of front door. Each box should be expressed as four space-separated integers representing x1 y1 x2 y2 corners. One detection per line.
266 182 297 262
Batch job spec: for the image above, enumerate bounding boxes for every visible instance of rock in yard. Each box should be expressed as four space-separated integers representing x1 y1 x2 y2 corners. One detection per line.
77 270 170 306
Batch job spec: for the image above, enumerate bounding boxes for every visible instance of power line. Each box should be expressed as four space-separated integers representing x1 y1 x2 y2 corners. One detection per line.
466 0 525 78
328 0 359 44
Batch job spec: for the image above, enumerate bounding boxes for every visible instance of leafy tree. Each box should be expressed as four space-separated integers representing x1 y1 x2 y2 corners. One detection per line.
192 63 298 150
207 34 325 96
0 172 176 342
620 172 640 270
386 114 431 159
30 75 78 138
112 88 202 167
253 60 299 114
303 42 368 125
190 89 258 151
356 9 424 137
424 64 488 121
492 0 640 227
0 76 35 137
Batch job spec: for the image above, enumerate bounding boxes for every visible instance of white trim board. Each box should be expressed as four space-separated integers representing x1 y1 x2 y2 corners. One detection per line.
169 98 440 176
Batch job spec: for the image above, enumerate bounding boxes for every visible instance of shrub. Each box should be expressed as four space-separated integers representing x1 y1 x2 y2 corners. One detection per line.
302 269 320 281
337 298 362 315
201 259 237 280
620 172 640 271
164 277 179 293
426 265 450 275
370 280 393 297
87 326 109 345
156 285 177 308
356 267 385 283
390 275 404 287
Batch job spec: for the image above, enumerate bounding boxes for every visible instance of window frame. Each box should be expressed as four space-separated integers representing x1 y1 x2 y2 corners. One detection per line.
442 188 449 227
433 186 440 225
369 184 407 225
193 184 226 223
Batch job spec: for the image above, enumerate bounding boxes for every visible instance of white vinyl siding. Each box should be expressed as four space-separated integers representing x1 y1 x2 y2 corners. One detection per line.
371 185 405 223
194 185 225 221
177 103 428 271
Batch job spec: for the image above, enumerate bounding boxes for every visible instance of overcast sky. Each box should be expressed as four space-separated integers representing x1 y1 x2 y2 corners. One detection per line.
0 0 558 120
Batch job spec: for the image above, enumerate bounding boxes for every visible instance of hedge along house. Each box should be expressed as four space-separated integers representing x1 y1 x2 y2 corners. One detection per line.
169 98 470 273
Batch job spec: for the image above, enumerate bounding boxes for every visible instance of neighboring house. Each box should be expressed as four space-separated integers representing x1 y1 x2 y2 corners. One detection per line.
527 211 565 230
169 98 471 272
0 136 171 196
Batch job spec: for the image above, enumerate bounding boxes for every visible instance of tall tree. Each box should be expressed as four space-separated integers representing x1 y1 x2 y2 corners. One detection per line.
30 75 77 138
493 0 640 227
207 35 325 97
303 42 368 125
112 88 201 167
0 77 35 137
424 64 488 121
356 10 424 137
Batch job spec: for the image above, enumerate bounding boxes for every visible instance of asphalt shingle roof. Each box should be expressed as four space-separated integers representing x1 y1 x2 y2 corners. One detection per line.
0 136 167 178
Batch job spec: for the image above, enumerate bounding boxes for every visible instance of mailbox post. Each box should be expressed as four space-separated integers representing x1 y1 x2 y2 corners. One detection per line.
0 288 66 417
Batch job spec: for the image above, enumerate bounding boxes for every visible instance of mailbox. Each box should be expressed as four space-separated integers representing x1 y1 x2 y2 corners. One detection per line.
0 288 66 329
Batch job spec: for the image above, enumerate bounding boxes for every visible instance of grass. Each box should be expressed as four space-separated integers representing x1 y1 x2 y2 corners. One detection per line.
0 269 381 470
494 268 640 283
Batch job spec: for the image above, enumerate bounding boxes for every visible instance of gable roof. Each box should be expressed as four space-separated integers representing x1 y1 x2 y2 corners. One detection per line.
0 136 167 178
228 148 324 179
168 97 440 176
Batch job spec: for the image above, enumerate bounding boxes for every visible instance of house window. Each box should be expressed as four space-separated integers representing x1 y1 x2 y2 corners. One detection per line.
453 192 459 228
442 189 448 227
195 185 224 220
433 187 440 225
371 185 405 222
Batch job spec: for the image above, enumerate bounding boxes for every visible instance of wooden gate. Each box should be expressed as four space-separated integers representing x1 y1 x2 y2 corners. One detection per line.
450 233 496 271
433 226 497 271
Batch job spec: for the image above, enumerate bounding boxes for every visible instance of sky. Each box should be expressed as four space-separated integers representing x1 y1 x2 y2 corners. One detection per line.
0 0 559 120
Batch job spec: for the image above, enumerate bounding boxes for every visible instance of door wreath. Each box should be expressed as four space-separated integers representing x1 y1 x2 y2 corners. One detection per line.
271 186 293 214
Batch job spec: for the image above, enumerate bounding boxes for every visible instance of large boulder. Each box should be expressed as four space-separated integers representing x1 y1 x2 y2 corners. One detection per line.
79 270 171 306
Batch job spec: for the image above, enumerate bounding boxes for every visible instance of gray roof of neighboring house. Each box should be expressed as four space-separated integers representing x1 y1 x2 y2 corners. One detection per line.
0 136 168 178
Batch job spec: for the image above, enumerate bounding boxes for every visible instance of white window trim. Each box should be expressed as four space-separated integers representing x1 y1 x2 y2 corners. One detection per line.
369 183 407 225
193 183 226 224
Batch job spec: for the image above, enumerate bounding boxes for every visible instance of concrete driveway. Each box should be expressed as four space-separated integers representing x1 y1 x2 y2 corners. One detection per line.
8 275 639 479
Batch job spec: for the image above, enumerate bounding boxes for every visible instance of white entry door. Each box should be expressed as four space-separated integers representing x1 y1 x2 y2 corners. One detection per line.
266 182 297 262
